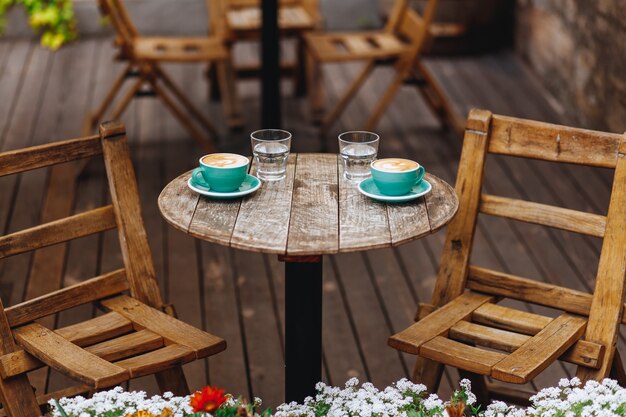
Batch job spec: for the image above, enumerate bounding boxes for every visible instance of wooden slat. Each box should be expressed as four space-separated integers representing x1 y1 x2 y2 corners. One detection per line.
0 205 117 259
231 155 296 254
423 173 460 235
5 269 129 327
578 139 626 381
157 170 200 235
86 330 164 362
13 323 129 388
449 320 604 369
0 135 101 177
430 109 492 306
420 336 507 375
488 114 622 168
492 314 587 383
115 344 195 378
286 154 339 255
101 295 226 358
101 122 163 308
372 33 405 51
480 194 606 237
472 303 551 335
343 36 374 55
55 311 133 346
388 292 493 354
338 156 390 252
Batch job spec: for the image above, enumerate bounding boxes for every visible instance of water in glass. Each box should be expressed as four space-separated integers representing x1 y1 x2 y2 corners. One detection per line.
340 143 378 180
253 142 290 181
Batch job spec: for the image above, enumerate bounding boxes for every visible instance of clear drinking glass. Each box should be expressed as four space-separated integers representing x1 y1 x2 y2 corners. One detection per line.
251 129 292 181
338 131 380 181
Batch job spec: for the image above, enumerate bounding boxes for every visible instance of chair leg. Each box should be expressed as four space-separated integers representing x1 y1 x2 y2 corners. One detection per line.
149 78 217 152
153 65 219 138
294 37 308 97
320 60 376 135
0 377 41 417
207 63 221 101
610 350 626 386
364 63 409 131
412 356 444 393
306 51 325 125
458 370 490 408
110 76 145 120
83 63 134 135
215 60 243 129
155 366 190 396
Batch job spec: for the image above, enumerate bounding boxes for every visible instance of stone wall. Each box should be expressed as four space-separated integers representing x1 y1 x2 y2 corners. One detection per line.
516 0 626 132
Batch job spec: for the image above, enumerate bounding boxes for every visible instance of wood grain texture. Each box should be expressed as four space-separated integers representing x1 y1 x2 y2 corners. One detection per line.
231 155 297 253
480 194 606 238
423 173 459 235
388 292 493 354
5 269 129 327
13 323 129 388
492 314 587 383
0 205 116 259
420 336 507 375
0 135 101 177
287 154 339 255
101 295 226 358
86 330 164 362
157 170 200 235
472 303 552 335
338 156 390 252
55 311 133 347
115 344 196 378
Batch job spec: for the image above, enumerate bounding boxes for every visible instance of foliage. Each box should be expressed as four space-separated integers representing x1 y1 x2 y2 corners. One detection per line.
0 0 76 49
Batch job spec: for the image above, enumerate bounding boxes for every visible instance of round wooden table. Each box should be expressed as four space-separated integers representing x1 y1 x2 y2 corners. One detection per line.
158 153 458 402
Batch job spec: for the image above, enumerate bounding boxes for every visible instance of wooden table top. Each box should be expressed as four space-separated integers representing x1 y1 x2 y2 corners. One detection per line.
158 153 458 257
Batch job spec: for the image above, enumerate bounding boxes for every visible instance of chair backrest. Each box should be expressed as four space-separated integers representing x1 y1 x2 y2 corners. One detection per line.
432 109 626 380
384 0 438 63
98 0 139 54
0 121 164 320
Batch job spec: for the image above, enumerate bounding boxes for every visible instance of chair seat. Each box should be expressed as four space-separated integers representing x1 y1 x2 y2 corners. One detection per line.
0 295 226 389
133 36 229 62
389 291 605 384
304 31 410 62
226 6 316 33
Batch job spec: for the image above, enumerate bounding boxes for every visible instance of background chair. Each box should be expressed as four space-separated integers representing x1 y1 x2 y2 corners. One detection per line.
85 0 242 152
0 121 226 417
207 0 321 98
304 0 461 136
389 109 626 403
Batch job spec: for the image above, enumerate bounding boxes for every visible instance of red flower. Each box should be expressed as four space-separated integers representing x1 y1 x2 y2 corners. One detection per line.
190 386 227 413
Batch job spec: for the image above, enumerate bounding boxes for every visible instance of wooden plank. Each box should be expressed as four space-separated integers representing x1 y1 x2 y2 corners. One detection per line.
430 109 492 306
472 303 551 335
372 34 405 51
578 141 626 381
101 295 226 358
424 173 459 235
5 269 129 327
492 314 587 383
55 311 134 347
337 157 390 252
0 205 116 259
13 323 129 388
488 114 622 168
449 320 528 353
480 194 606 238
100 122 163 308
388 292 492 354
420 336 507 375
86 330 164 362
157 170 200 235
286 154 339 255
0 135 101 177
343 36 374 55
115 344 195 378
231 154 296 254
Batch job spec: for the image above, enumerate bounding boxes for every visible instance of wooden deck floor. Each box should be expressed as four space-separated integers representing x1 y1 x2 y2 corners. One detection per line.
0 36 621 408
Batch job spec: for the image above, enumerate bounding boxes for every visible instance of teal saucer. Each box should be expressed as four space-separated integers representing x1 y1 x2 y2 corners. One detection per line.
358 178 432 203
187 174 261 199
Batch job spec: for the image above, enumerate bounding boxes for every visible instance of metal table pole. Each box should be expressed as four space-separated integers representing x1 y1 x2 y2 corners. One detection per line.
261 0 281 128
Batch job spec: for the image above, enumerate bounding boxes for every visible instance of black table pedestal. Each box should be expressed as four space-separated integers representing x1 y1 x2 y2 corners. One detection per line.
283 256 323 403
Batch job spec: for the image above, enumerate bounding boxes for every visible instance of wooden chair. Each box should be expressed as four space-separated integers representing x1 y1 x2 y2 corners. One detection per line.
389 110 626 402
207 0 321 97
85 0 242 152
0 121 226 417
304 0 460 135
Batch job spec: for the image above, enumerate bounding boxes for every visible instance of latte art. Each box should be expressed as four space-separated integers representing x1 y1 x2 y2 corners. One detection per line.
202 153 248 168
372 158 419 172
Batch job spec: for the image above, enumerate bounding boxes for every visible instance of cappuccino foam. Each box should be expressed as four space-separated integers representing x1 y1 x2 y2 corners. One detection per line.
372 158 418 172
202 153 247 168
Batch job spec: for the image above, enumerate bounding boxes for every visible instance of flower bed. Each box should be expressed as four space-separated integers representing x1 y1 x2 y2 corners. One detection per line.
48 377 626 417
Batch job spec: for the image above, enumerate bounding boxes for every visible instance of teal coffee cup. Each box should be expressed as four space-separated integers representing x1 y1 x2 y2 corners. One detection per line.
192 153 249 192
370 158 425 196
